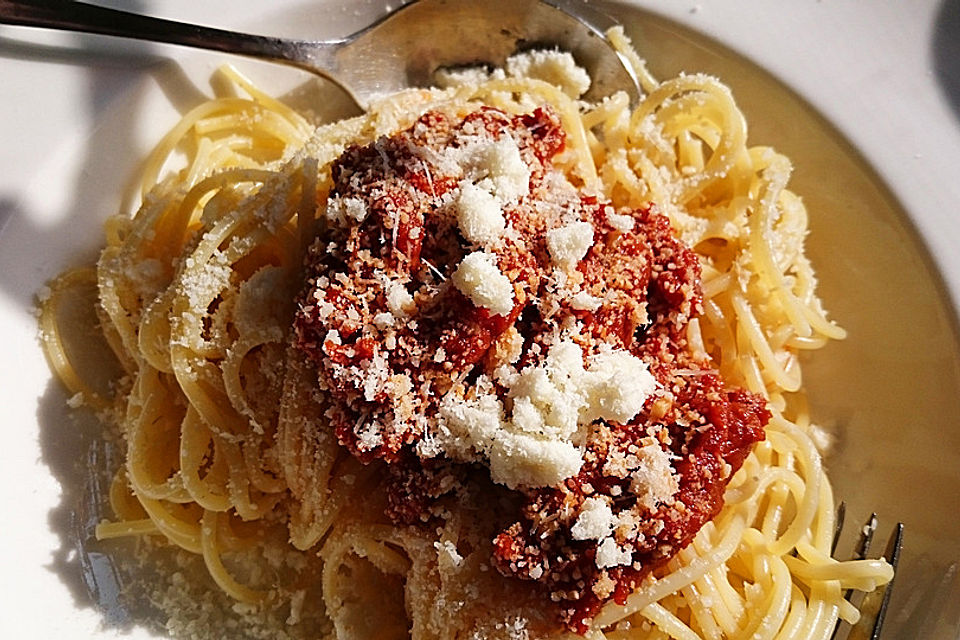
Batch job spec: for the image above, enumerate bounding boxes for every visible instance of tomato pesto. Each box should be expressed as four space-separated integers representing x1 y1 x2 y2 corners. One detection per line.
293 106 768 631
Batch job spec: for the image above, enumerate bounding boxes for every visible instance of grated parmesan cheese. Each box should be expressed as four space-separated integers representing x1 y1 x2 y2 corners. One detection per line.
571 497 617 541
456 181 506 246
595 537 633 569
607 212 635 233
437 340 657 489
629 442 681 510
373 312 395 329
436 49 589 104
433 65 504 88
583 347 658 424
504 50 591 99
451 251 515 316
487 431 584 493
180 249 232 311
386 281 416 317
454 136 530 203
324 195 369 225
570 290 602 311
546 221 594 269
571 497 637 569
355 421 384 451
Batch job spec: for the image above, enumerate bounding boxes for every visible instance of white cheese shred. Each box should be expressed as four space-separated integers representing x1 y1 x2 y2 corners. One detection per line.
451 251 515 316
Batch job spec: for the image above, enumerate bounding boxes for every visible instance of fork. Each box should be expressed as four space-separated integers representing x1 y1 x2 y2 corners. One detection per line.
0 0 641 111
829 502 905 640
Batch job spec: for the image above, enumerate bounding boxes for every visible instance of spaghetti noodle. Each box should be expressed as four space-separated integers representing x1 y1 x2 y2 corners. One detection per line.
40 31 892 640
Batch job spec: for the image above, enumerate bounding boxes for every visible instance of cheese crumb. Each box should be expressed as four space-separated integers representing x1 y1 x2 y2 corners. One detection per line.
572 497 637 569
355 421 384 451
451 251 514 316
583 348 658 424
630 442 680 509
596 537 633 569
386 281 416 317
456 181 506 246
325 195 369 225
456 137 530 203
593 571 617 599
373 312 395 329
570 290 602 311
487 432 583 491
505 50 591 99
608 212 635 233
438 340 657 489
546 221 594 269
571 497 617 540
433 65 502 88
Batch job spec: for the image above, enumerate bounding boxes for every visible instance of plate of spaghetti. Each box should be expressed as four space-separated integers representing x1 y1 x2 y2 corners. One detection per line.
2 1 960 639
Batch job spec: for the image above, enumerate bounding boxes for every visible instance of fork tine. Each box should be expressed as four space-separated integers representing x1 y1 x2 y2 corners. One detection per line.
853 513 878 560
868 522 904 640
844 520 905 640
829 512 904 640
844 513 878 601
831 501 847 556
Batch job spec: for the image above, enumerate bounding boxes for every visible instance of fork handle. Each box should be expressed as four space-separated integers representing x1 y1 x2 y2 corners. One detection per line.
0 0 320 66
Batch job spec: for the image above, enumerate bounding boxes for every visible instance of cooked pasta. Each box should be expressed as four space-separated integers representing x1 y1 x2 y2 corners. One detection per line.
39 31 892 640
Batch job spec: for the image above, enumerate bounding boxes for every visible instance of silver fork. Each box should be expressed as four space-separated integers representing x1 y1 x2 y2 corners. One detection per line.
0 0 641 111
829 502 905 640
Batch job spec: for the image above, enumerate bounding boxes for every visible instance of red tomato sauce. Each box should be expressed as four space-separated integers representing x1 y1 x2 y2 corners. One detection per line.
293 105 768 632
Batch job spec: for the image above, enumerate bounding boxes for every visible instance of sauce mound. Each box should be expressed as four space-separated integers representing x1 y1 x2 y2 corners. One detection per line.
294 106 768 631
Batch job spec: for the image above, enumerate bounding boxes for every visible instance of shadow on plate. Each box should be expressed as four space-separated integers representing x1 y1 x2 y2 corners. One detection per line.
10 8 358 637
36 377 167 633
